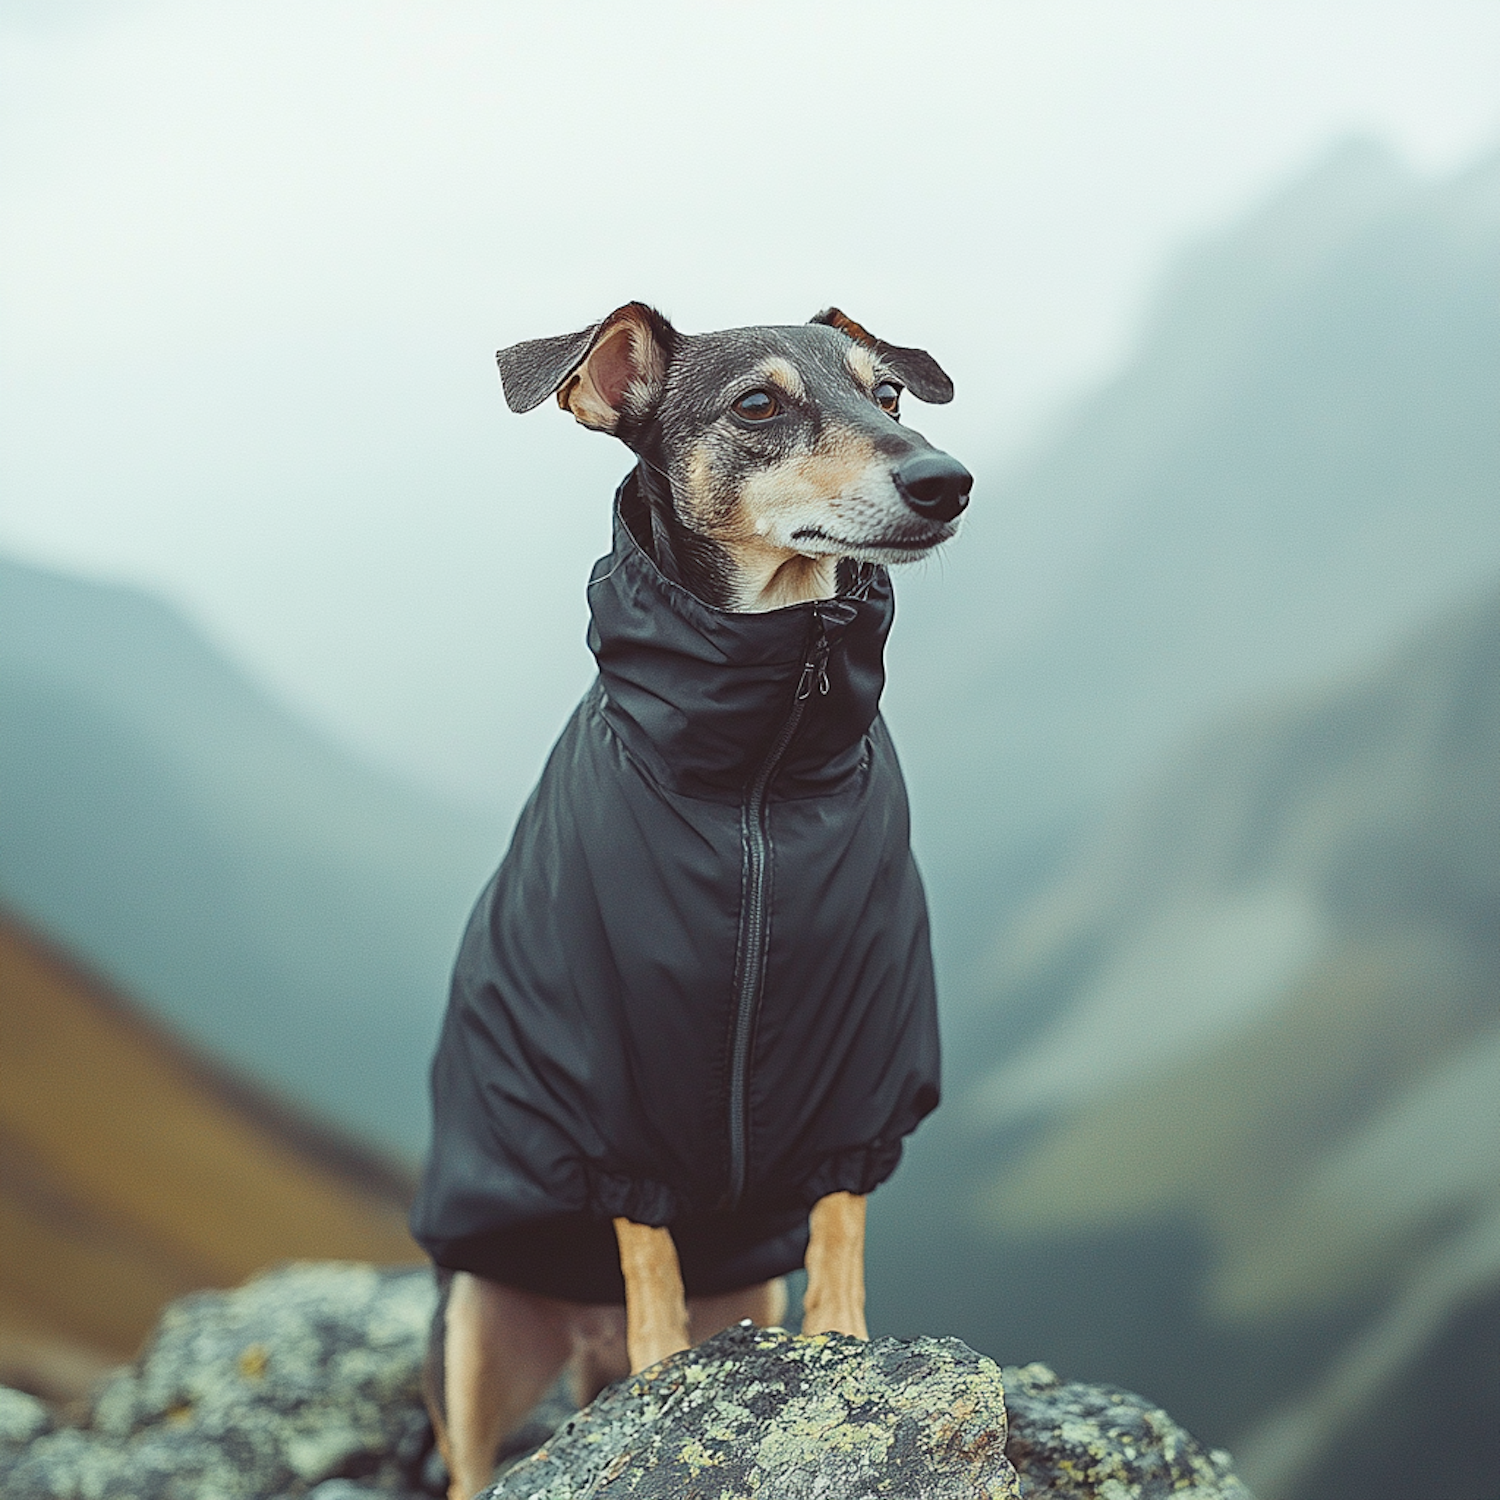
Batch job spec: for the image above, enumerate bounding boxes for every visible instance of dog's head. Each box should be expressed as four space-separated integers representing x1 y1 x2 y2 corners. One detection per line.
497 304 970 610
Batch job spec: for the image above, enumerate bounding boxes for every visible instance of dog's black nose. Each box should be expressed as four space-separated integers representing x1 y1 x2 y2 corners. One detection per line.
894 452 972 523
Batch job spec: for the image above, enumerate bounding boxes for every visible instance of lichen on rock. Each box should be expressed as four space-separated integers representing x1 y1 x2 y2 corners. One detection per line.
0 1262 1255 1499
0 1385 55 1492
1002 1361 1254 1499
3 1261 437 1500
486 1323 1022 1499
0 1385 54 1449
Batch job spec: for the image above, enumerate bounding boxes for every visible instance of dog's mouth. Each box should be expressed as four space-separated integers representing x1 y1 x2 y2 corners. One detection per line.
789 523 954 556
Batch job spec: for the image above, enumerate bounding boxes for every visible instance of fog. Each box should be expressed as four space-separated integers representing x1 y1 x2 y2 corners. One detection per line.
7 11 1500 1494
4 0 1498 814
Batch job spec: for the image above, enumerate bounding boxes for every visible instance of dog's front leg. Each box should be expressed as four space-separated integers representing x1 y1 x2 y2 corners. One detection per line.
613 1217 691 1373
801 1191 869 1339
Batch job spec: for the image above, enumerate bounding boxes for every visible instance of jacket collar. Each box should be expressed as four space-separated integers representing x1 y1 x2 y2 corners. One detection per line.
586 470 895 800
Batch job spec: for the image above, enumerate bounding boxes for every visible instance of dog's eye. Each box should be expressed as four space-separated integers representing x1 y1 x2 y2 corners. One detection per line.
732 390 779 422
873 381 902 415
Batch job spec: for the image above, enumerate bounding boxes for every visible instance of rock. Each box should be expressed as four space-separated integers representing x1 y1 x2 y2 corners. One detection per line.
486 1323 1023 1499
0 1262 1255 1499
0 1385 54 1447
4 1261 437 1499
301 1482 398 1500
0 1385 55 1490
1003 1361 1254 1499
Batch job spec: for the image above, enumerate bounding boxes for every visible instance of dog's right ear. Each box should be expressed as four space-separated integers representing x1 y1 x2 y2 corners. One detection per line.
809 308 954 404
496 303 674 433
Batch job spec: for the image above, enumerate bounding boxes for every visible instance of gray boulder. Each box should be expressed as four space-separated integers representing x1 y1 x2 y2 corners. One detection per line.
0 1385 54 1491
0 1262 1253 1499
1001 1360 1254 1499
0 1385 53 1449
486 1324 1022 1499
485 1326 1252 1500
2 1262 437 1499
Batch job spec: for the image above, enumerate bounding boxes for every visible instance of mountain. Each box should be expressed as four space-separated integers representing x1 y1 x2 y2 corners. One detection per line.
0 915 417 1397
3 135 1498 1493
0 555 504 1158
888 139 1500 913
868 578 1500 1500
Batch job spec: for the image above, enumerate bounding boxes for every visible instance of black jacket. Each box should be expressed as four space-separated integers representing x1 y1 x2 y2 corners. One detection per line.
410 475 939 1302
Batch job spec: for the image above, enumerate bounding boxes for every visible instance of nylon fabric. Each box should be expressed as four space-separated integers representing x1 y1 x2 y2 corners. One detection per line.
410 470 940 1302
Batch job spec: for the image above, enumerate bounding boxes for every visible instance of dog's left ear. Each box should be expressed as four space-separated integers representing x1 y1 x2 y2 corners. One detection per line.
810 308 954 404
496 302 675 433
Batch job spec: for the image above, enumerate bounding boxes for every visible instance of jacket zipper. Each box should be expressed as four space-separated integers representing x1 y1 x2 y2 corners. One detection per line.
725 610 830 1209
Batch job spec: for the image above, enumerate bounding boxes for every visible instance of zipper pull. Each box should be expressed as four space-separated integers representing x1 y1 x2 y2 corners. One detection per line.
797 617 832 700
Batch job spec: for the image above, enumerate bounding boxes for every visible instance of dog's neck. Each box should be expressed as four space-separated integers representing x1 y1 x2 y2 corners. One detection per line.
632 458 839 613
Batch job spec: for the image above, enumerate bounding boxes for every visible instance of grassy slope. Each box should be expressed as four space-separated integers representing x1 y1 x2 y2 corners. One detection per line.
0 916 418 1394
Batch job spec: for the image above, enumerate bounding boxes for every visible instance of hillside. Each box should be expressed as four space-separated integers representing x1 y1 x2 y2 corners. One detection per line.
0 916 418 1399
0 555 503 1157
889 140 1500 899
870 579 1500 1500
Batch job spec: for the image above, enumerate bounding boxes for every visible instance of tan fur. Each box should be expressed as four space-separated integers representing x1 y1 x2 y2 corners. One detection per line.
622 317 668 417
614 1195 864 1379
682 442 722 526
751 554 840 610
800 1192 868 1338
682 427 881 541
612 1218 690 1371
675 424 893 610
758 438 883 516
561 311 666 432
844 343 879 388
754 356 808 401
435 1268 788 1500
560 322 634 432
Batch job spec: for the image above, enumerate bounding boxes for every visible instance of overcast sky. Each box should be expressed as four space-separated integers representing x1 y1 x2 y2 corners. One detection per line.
3 0 1498 811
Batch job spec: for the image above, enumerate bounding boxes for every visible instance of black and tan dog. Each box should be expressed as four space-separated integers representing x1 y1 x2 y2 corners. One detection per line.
411 304 969 1499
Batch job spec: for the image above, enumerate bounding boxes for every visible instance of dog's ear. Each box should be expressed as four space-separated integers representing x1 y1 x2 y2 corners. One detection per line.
810 308 954 405
496 303 674 432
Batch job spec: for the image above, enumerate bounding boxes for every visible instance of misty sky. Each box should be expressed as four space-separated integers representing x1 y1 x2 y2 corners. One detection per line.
3 0 1498 814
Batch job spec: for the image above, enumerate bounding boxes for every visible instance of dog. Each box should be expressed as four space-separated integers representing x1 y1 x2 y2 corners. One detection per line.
409 304 969 1499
